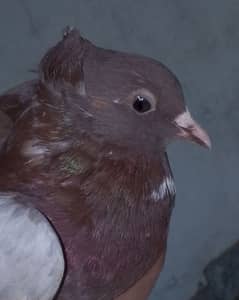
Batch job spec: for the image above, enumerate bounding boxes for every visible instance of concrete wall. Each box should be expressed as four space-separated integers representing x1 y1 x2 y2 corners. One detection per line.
0 1 238 299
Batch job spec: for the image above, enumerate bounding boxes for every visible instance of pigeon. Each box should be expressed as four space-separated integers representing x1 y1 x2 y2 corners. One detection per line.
0 27 211 300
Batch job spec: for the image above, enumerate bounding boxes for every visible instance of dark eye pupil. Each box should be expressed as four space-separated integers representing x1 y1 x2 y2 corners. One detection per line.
133 96 151 113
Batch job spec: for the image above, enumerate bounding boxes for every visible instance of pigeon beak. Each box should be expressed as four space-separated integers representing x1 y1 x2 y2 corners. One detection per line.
173 109 211 149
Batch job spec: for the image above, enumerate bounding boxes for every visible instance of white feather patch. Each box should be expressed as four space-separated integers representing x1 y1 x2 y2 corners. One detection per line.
21 139 48 158
151 176 176 202
0 193 64 300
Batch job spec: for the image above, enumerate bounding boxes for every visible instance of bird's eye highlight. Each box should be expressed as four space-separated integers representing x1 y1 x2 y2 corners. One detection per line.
133 96 152 113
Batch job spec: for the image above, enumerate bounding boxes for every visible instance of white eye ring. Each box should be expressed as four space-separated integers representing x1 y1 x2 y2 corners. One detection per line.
128 88 157 114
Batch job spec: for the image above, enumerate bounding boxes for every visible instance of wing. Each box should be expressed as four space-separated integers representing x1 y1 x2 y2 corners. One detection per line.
0 80 38 121
0 192 65 300
0 110 12 153
0 80 38 153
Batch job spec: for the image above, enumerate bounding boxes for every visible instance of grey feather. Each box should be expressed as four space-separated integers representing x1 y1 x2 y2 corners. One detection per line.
0 192 65 300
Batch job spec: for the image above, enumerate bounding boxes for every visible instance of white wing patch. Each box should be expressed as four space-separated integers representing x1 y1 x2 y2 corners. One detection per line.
0 192 64 300
151 176 176 202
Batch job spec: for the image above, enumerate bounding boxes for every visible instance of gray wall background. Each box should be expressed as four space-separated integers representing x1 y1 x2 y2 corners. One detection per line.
0 1 238 299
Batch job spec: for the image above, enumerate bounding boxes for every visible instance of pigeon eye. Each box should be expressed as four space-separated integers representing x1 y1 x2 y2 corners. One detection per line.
133 96 152 113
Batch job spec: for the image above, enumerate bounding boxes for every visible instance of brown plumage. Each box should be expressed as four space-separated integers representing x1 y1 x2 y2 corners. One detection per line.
0 28 210 300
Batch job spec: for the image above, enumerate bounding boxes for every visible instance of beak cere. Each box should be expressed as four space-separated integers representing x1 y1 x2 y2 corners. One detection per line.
174 109 211 149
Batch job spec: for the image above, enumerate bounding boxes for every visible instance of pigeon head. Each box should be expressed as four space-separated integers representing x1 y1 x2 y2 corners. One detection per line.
40 28 211 157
